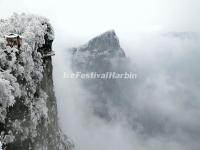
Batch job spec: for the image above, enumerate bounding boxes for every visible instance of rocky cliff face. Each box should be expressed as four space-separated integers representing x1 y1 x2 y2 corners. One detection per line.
0 14 74 150
71 30 130 121
72 30 125 72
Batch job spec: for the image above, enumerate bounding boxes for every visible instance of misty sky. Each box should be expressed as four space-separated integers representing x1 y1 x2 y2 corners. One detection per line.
1 0 200 38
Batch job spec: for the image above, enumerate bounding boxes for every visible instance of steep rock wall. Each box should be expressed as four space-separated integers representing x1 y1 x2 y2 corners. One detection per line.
0 13 74 150
71 30 130 120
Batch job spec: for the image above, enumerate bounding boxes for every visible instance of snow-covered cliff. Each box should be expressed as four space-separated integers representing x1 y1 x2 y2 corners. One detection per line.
0 14 74 150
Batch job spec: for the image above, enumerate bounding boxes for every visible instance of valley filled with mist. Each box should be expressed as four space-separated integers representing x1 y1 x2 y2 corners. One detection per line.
54 31 200 150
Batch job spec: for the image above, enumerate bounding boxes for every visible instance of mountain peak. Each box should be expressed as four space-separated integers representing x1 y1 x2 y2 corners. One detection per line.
86 30 121 51
95 29 117 38
72 30 125 58
71 30 126 72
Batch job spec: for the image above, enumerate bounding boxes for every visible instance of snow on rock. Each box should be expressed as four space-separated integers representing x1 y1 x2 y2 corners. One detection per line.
0 13 74 150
